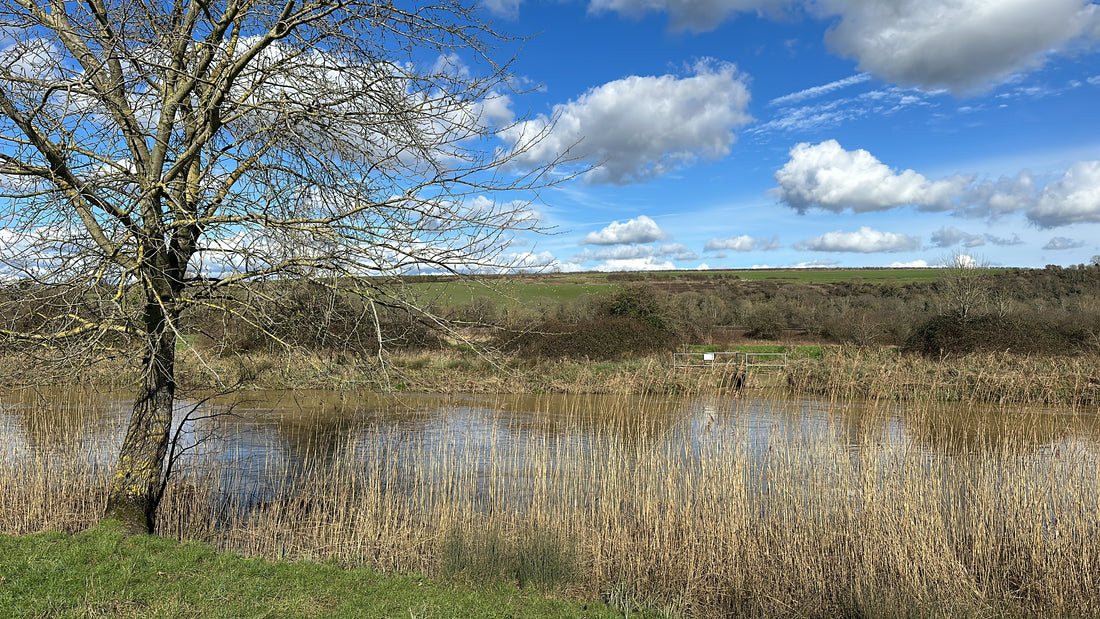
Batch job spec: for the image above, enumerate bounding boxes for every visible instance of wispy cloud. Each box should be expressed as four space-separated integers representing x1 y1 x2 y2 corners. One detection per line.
1043 236 1086 250
770 73 871 106
752 87 935 136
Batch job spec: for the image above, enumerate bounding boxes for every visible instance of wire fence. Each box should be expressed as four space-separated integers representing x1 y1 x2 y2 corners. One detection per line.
672 351 787 370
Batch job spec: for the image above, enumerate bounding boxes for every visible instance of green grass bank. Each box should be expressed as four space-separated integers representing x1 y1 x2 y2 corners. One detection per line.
0 521 627 618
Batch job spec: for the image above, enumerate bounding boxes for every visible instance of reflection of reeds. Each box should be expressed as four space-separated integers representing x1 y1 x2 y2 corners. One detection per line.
1 387 1098 617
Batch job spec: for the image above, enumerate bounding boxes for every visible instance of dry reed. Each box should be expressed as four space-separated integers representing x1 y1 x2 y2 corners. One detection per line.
1 379 1098 617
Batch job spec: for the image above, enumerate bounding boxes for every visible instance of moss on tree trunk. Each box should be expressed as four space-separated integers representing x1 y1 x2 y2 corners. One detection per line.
104 303 176 534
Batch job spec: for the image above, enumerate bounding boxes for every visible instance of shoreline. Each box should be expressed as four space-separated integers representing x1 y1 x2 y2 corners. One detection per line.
4 344 1098 408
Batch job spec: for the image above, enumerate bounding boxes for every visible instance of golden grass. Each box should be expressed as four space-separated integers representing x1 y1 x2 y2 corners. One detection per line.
2 383 1098 617
7 344 1100 409
788 346 1100 408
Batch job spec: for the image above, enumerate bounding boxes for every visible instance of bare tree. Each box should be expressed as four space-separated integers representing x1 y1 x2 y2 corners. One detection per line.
937 252 991 320
0 0 557 533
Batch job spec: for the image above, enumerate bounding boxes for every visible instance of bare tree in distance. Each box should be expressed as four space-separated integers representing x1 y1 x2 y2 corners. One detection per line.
0 0 562 533
938 252 991 320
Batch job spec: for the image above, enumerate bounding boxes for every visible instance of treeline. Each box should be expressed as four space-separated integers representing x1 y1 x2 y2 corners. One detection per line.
473 264 1100 359
4 264 1098 363
174 264 1100 360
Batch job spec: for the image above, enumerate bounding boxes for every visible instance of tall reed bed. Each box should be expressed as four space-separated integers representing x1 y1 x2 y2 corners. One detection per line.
788 346 1100 407
1 383 1098 617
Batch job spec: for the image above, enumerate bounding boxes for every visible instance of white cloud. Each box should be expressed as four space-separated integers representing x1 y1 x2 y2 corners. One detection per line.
573 0 1100 93
931 226 985 248
482 0 523 18
984 233 1024 246
946 254 980 269
890 259 930 268
793 226 921 253
592 257 676 271
501 59 751 184
773 140 966 213
581 215 670 245
1043 237 1087 250
570 242 692 263
704 235 779 252
752 259 839 269
587 0 790 31
961 172 1039 218
819 0 1100 93
774 142 1099 228
489 250 559 272
769 73 871 106
487 1 1098 95
1029 161 1100 227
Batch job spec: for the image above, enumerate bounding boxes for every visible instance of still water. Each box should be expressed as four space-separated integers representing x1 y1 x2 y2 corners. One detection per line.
2 387 1098 516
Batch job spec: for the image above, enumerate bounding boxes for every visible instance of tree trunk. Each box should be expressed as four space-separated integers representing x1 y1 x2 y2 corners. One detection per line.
104 302 177 534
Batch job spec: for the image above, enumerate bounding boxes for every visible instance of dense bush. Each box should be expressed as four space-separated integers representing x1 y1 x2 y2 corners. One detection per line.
904 312 1096 357
601 285 667 329
190 283 443 355
495 285 688 360
744 306 785 340
494 316 679 360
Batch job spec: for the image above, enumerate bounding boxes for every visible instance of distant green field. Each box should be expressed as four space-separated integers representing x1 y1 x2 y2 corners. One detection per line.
403 268 960 308
721 268 948 283
406 278 609 309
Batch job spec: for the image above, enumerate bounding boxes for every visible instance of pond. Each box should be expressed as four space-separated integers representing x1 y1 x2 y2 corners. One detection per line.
2 387 1097 518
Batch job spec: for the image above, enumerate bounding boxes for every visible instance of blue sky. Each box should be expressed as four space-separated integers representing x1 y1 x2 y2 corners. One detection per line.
479 0 1100 271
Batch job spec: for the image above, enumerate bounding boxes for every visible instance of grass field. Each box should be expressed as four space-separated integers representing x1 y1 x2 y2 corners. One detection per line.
404 267 961 309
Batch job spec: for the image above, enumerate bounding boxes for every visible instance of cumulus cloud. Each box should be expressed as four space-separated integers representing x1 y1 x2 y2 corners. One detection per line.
704 235 779 252
946 254 981 269
890 259 930 268
931 226 985 248
1043 236 1087 250
1029 161 1100 227
581 215 670 245
820 0 1100 93
774 142 1100 228
570 242 694 263
490 1 1099 93
793 226 921 253
964 163 1100 226
985 233 1024 246
500 59 751 184
774 140 967 213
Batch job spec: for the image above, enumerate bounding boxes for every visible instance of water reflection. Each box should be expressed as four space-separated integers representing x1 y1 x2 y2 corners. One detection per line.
2 387 1097 519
